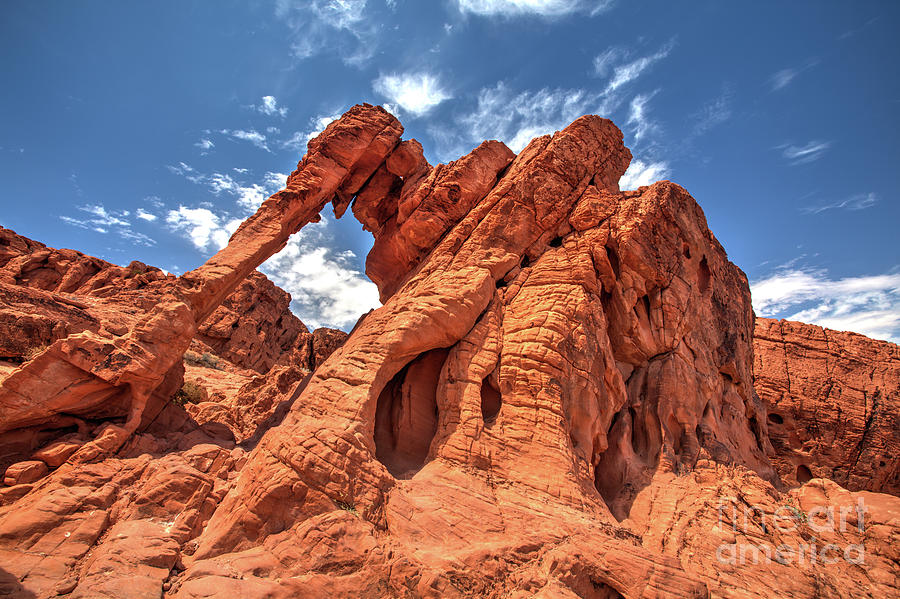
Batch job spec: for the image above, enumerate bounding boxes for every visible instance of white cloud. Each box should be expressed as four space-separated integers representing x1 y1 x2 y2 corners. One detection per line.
768 59 818 91
428 41 671 162
282 112 343 151
167 164 286 215
769 68 797 91
801 192 879 214
781 140 831 164
260 218 380 330
373 73 451 116
618 159 670 190
195 138 214 154
751 267 900 343
219 129 270 151
166 206 242 252
136 208 158 222
456 0 615 17
275 0 375 66
59 204 156 246
601 41 673 95
255 95 288 117
449 82 594 155
691 86 733 137
626 92 657 142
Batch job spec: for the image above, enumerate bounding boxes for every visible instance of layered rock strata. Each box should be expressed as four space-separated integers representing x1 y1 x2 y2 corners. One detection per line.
754 317 900 494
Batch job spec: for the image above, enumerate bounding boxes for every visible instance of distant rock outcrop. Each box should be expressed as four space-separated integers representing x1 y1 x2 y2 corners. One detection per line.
754 317 900 493
0 106 897 598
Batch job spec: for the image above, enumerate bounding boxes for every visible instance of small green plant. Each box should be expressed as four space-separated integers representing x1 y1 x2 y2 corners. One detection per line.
22 343 48 362
172 380 208 406
335 500 358 515
183 350 221 370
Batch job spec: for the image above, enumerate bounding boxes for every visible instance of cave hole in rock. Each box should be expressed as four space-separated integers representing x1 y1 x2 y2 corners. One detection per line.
593 400 663 521
796 464 813 484
480 372 502 426
374 348 449 479
682 243 692 259
520 254 531 268
767 412 784 425
548 235 563 248
605 246 621 278
698 256 711 293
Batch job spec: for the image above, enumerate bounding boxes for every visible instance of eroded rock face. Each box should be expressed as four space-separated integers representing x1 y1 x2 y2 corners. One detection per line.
0 227 339 376
754 317 900 493
0 106 897 598
0 104 399 466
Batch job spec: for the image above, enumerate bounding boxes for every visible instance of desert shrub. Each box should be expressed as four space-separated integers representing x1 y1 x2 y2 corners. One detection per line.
172 380 208 406
183 350 221 370
335 500 358 515
22 343 48 362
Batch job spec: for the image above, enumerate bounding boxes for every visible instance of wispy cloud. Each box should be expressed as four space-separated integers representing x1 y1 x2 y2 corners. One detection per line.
59 204 156 246
136 208 158 222
780 140 831 165
167 163 286 214
373 72 451 117
166 206 242 252
769 68 797 91
218 129 270 152
261 217 380 330
253 95 288 118
626 92 658 142
282 111 343 152
768 59 818 91
691 85 733 137
456 0 615 17
194 138 214 154
751 266 900 343
600 41 673 95
619 159 670 190
275 0 376 66
801 192 879 214
449 83 593 155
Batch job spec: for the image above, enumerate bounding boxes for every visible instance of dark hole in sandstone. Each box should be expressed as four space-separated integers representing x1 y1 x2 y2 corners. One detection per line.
374 348 449 479
682 243 691 259
768 412 784 425
495 278 508 289
748 416 765 451
796 464 813 484
520 254 531 268
698 256 711 293
549 235 563 248
594 400 663 522
605 246 620 278
480 374 502 426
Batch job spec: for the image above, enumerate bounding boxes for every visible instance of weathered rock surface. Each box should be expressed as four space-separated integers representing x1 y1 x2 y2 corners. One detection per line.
754 317 900 494
0 105 897 598
0 227 343 376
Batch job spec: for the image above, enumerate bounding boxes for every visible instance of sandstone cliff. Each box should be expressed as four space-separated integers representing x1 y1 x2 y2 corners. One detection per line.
754 317 899 494
0 106 897 598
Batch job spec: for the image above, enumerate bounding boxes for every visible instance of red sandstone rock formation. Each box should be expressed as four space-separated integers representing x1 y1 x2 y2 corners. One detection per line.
754 317 900 494
0 226 343 376
0 106 897 598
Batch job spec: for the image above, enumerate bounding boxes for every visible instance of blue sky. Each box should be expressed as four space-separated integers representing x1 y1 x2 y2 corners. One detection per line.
1 1 898 340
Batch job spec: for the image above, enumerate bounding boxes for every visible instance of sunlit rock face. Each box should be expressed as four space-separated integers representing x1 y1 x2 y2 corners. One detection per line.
0 105 897 598
754 317 900 494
